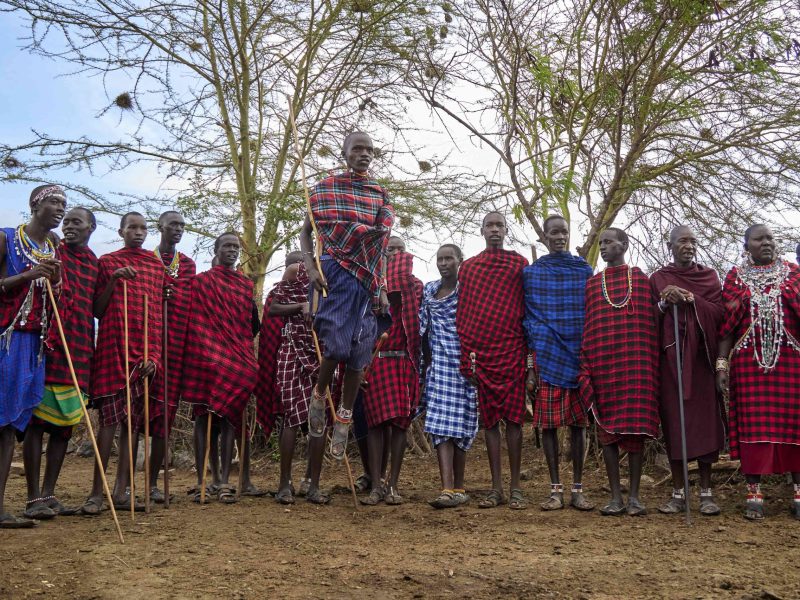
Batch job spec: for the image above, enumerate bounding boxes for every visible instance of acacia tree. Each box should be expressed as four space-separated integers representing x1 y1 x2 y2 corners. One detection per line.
408 0 800 268
1 0 467 296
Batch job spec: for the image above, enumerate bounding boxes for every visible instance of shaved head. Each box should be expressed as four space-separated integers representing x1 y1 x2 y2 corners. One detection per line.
669 225 694 245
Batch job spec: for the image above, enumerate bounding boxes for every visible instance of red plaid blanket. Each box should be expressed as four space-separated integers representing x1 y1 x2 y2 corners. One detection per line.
254 288 282 435
456 248 528 429
181 266 257 425
720 262 800 457
92 248 164 401
580 264 659 437
46 242 98 392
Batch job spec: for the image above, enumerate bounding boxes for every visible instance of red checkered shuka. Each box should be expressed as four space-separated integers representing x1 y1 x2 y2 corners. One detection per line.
364 252 423 429
150 252 196 431
45 242 98 392
181 265 257 427
254 288 282 436
719 263 800 458
456 248 528 429
579 264 659 437
91 247 164 402
310 171 394 294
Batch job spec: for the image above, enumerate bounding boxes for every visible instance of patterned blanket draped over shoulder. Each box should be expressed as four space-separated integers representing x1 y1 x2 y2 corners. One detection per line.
46 242 98 392
386 252 422 362
254 287 282 435
719 262 800 458
181 265 257 425
579 265 659 437
456 248 528 429
309 171 393 294
92 247 164 401
522 252 593 388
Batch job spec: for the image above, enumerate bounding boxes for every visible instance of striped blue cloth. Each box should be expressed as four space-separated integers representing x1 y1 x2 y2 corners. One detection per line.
0 330 45 431
419 281 478 448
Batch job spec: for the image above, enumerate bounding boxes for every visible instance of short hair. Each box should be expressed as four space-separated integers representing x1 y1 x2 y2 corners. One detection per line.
285 251 303 267
388 235 404 243
158 210 182 224
71 207 96 229
481 211 506 227
543 214 567 233
342 131 371 151
214 231 240 253
605 227 629 245
668 225 694 244
438 243 463 261
120 211 144 229
744 223 768 249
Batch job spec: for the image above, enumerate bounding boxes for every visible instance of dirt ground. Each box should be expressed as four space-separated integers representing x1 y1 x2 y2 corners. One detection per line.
2 436 799 600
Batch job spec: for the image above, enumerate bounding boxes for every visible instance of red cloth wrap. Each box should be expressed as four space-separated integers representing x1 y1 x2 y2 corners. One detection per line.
456 248 528 429
719 262 800 461
650 263 726 461
580 265 659 438
254 287 283 436
181 266 257 431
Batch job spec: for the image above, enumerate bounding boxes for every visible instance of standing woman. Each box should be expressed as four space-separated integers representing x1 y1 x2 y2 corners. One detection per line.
717 224 800 521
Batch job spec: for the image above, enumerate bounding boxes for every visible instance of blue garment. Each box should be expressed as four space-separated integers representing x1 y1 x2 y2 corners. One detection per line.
522 252 593 389
419 280 478 446
312 257 376 370
0 330 45 431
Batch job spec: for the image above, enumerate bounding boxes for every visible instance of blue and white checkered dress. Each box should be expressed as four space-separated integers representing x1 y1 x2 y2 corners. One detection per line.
419 281 478 450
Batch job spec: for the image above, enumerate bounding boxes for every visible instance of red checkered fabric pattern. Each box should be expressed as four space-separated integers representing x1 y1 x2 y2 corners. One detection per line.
98 364 147 431
180 266 257 428
531 349 588 428
150 252 196 433
596 426 646 453
254 288 283 435
45 242 98 392
456 248 528 429
720 263 800 459
310 171 393 294
91 248 164 402
579 265 659 438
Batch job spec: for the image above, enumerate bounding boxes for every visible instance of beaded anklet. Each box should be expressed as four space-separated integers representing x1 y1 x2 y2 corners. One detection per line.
571 483 584 494
550 483 564 494
672 488 686 499
793 483 800 503
746 483 763 504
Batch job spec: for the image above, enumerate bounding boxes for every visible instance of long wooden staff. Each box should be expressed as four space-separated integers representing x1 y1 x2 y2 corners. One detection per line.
237 405 246 501
287 96 357 509
143 294 150 514
200 413 212 504
162 300 170 508
45 281 125 543
362 332 389 384
122 280 135 522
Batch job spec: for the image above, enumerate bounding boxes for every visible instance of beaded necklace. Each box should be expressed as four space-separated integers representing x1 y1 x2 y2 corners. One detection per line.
601 265 632 309
15 224 55 266
155 247 180 278
736 257 797 372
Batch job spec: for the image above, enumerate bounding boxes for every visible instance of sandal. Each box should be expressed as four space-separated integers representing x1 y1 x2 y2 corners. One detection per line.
79 496 104 516
429 490 459 509
297 478 311 498
23 499 57 520
0 513 35 529
599 499 626 516
150 487 174 504
360 486 385 506
627 497 647 517
240 485 268 498
658 493 687 515
509 488 528 510
275 486 295 505
699 491 721 516
113 490 147 512
329 408 352 461
453 489 470 505
45 497 80 516
217 484 238 504
308 389 327 438
354 474 371 494
744 499 765 521
385 486 404 506
306 488 331 505
570 485 594 511
478 489 506 509
791 501 800 521
540 494 564 511
189 486 215 505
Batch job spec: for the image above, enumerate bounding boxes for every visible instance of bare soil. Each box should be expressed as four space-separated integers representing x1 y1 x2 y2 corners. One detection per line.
2 436 799 600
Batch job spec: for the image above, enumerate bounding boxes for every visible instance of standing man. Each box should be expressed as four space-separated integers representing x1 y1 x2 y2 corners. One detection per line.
522 215 594 511
23 207 97 519
181 233 258 504
651 226 725 516
83 212 164 513
361 241 423 506
421 244 478 509
149 210 196 503
580 228 659 516
457 212 528 509
301 131 393 460
0 185 64 528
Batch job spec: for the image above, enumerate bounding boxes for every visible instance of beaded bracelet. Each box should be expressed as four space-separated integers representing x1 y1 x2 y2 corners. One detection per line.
715 357 729 372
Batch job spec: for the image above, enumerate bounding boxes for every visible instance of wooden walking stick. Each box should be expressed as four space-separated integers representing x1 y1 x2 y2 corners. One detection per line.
122 280 135 521
672 304 692 525
200 413 212 504
45 280 125 543
162 299 171 508
237 405 247 501
362 332 389 384
143 294 151 514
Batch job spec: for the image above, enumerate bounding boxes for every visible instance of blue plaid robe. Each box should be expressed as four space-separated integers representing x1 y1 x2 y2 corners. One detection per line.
522 252 593 389
419 281 478 445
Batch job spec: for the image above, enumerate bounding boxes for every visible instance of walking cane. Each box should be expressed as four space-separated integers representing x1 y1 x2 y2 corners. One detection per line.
162 299 171 508
143 295 150 514
200 412 212 504
672 304 692 524
122 280 135 522
237 404 247 501
45 281 125 543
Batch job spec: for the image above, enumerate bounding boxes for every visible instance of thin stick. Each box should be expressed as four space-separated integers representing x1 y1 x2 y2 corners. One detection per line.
162 300 170 508
122 280 135 522
362 332 389 384
200 413 212 504
672 304 692 525
143 294 150 514
45 280 125 543
237 406 246 501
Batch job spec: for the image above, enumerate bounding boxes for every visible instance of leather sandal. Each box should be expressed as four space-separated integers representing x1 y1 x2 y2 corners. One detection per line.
599 499 626 516
627 497 647 516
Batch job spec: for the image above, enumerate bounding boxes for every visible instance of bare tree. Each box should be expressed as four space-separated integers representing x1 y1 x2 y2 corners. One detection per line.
407 0 800 268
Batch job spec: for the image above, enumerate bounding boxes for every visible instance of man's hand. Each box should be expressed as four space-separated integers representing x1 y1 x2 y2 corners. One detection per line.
526 368 538 398
377 288 389 315
660 285 693 304
301 301 311 325
141 360 156 380
28 258 61 284
307 266 328 294
715 370 729 397
112 266 138 281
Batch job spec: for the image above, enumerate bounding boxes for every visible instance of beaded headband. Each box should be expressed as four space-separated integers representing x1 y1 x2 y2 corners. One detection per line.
30 185 67 209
